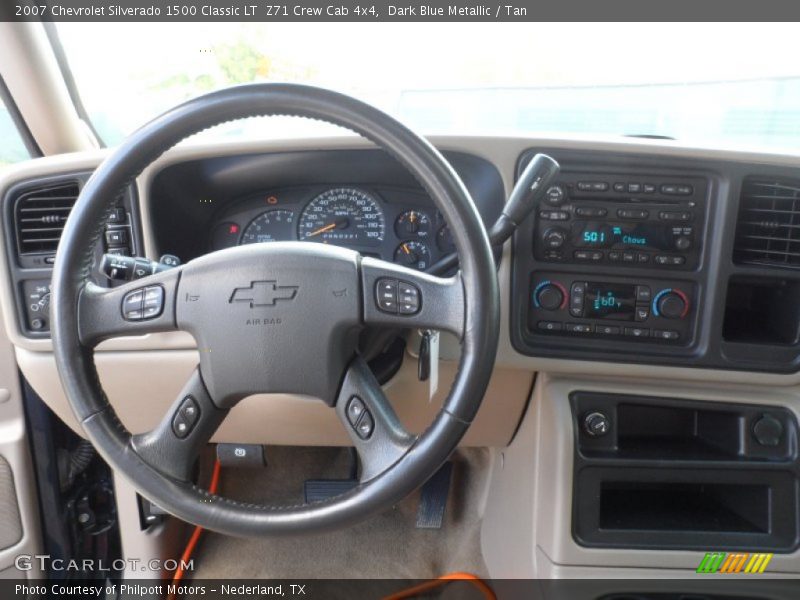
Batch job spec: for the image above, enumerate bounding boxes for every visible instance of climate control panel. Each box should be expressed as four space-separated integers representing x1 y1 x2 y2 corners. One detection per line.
529 272 694 343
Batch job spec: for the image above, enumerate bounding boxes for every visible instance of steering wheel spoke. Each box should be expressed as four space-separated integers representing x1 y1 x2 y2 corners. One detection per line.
360 257 465 339
336 356 417 482
130 367 228 482
77 267 182 347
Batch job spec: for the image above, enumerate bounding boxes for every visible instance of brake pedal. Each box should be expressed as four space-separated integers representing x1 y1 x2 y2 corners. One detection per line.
304 479 358 503
416 461 454 529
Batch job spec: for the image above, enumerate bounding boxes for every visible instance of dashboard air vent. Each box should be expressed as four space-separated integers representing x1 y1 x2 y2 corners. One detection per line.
13 181 79 255
734 177 800 267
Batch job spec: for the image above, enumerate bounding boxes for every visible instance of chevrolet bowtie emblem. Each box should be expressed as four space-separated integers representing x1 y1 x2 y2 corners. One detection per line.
229 281 298 307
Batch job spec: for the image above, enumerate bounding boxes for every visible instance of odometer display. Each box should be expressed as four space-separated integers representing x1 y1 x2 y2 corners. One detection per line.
298 188 385 246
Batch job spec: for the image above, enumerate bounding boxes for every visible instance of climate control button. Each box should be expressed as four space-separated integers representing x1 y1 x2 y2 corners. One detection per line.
653 288 690 320
534 281 566 311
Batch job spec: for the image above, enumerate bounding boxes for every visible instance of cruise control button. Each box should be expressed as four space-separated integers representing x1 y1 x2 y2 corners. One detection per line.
376 278 398 314
346 396 366 426
355 411 374 439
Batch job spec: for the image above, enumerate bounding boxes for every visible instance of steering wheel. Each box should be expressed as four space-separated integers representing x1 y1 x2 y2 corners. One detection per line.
51 84 500 537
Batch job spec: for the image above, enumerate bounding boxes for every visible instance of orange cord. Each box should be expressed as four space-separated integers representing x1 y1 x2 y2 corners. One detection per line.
165 460 491 600
166 458 222 600
382 572 496 600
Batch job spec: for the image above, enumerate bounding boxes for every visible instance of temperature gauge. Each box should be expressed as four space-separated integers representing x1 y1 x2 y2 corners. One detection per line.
394 240 431 271
394 210 431 239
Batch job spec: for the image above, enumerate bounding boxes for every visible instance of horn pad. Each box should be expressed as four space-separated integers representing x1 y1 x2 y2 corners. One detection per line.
176 242 361 407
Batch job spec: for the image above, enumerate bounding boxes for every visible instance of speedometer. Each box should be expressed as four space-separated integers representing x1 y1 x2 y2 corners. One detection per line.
297 188 385 246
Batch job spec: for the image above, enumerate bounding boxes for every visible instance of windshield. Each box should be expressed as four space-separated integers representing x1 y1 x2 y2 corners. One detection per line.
55 23 800 152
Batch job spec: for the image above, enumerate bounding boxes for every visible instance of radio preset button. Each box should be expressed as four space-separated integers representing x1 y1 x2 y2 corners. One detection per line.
575 206 608 217
637 252 651 263
659 210 693 222
643 183 656 193
617 208 649 219
655 254 686 266
613 183 625 192
627 183 642 193
608 251 622 262
622 251 635 263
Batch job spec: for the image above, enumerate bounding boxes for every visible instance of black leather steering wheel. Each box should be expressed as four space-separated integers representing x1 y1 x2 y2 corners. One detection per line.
51 84 500 537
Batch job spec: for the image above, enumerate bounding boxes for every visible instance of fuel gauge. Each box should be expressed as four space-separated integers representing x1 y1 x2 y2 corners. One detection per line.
394 240 431 270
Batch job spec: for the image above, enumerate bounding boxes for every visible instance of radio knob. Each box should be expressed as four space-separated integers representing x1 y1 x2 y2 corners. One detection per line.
542 228 567 249
535 283 565 311
656 291 688 320
675 236 692 251
544 185 566 206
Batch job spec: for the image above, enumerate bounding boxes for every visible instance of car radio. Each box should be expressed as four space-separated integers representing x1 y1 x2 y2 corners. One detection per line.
534 174 706 270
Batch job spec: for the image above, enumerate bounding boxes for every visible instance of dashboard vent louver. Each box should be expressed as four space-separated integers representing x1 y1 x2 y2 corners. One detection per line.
13 181 79 255
734 177 800 267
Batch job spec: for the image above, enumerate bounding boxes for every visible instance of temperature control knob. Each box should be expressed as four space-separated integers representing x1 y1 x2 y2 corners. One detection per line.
654 289 689 320
534 282 566 311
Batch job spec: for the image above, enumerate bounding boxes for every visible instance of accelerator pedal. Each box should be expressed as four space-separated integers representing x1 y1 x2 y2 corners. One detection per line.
416 461 454 529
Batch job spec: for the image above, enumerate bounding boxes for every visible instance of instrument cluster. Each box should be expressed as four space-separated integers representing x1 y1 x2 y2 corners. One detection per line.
210 185 456 271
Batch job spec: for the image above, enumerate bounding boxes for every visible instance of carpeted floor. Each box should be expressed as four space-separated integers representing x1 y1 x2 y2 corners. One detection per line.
191 446 492 579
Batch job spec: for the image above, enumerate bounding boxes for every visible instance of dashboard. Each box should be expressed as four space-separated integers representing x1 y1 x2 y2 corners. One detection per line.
208 185 455 271
3 136 800 386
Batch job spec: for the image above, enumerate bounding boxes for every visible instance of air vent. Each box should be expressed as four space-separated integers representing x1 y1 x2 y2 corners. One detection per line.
13 181 79 255
734 177 800 267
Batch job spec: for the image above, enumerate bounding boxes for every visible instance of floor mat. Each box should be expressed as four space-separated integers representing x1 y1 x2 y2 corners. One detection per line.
191 446 492 579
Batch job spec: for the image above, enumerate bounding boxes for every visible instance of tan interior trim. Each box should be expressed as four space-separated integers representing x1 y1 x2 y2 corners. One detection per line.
0 23 93 156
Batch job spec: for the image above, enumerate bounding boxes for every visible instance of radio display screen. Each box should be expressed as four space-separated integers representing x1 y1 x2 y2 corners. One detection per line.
584 282 637 321
572 221 672 250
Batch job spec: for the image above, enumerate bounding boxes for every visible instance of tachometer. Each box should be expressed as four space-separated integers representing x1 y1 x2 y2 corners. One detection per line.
298 188 385 246
240 209 295 244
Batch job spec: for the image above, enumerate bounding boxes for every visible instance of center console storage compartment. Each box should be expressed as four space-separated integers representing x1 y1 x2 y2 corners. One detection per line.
572 392 800 551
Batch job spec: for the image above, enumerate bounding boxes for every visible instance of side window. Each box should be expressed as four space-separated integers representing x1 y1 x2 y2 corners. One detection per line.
0 94 32 167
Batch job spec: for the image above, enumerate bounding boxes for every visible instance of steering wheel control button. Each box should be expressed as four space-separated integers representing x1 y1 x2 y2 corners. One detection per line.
121 289 145 320
398 281 421 315
142 286 165 319
346 396 366 426
172 396 200 439
105 228 128 247
355 411 375 440
376 278 398 313
132 258 153 280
